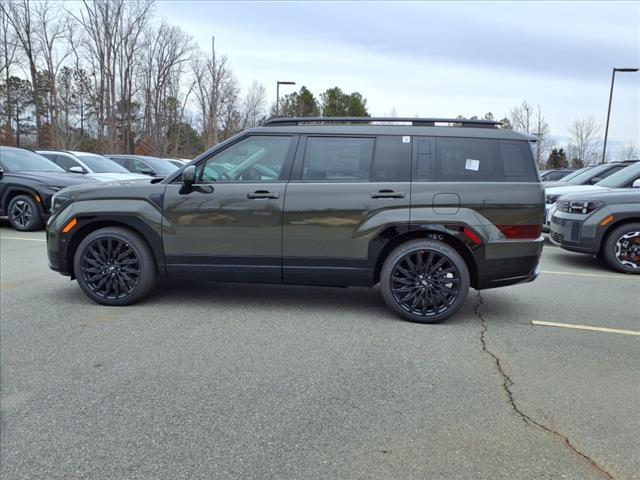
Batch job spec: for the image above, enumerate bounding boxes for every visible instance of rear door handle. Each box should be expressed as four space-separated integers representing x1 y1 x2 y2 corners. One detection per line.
370 190 406 199
247 190 280 199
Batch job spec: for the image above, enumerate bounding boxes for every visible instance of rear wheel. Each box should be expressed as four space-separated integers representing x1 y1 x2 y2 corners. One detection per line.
380 239 470 323
74 227 158 305
7 194 43 231
603 223 640 274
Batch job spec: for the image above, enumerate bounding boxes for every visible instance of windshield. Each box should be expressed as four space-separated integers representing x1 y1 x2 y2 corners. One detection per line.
558 167 590 182
596 163 640 188
0 148 65 172
565 164 609 185
144 157 179 174
76 154 130 173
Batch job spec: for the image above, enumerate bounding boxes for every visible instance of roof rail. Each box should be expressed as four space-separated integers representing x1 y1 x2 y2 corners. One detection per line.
262 116 502 128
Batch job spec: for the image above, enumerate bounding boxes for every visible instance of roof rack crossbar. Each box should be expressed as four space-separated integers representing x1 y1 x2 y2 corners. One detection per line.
262 117 502 128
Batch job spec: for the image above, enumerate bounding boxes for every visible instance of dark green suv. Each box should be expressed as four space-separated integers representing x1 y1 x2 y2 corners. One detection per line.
46 117 544 323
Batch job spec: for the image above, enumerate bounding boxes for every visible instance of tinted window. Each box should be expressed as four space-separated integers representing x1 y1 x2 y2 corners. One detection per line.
302 137 374 181
202 135 292 182
499 141 537 181
436 137 501 181
0 148 64 172
371 136 411 181
110 157 130 169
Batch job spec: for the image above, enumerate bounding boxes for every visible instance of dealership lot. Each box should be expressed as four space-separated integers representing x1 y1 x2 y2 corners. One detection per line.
1 222 638 480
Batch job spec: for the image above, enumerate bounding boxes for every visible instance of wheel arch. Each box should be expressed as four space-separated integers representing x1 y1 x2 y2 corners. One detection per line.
370 225 479 288
65 216 165 279
3 186 45 214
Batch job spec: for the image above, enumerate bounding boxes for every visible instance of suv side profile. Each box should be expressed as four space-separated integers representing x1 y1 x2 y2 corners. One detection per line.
46 117 544 323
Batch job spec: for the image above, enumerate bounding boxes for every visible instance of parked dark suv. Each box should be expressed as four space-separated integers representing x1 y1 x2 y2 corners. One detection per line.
46 117 544 323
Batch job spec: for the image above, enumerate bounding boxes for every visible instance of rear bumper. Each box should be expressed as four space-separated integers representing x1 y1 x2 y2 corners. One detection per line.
475 236 544 289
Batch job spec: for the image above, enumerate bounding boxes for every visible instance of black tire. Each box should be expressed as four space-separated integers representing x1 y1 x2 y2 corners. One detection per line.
7 194 44 231
73 227 158 305
602 222 640 274
380 239 470 323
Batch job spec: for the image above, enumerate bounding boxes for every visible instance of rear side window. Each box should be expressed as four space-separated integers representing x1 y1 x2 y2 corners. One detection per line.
302 137 374 181
499 141 537 181
371 136 411 182
436 138 501 182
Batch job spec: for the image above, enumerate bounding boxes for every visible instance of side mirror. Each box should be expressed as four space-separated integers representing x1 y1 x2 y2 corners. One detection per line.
632 178 640 188
140 168 155 176
182 165 196 185
69 166 86 174
589 177 602 185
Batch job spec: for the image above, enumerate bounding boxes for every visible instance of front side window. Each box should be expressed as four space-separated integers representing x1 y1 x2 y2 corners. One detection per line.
201 136 292 182
302 137 374 181
77 155 129 173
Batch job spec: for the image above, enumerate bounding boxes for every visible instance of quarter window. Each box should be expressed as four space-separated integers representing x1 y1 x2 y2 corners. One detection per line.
201 136 292 182
302 137 374 181
436 138 501 182
499 141 537 181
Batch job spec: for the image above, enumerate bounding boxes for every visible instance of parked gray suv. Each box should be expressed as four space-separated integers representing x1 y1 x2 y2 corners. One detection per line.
46 117 544 323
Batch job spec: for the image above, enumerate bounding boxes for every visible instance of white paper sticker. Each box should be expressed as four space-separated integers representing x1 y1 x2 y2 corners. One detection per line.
465 158 480 171
402 136 410 143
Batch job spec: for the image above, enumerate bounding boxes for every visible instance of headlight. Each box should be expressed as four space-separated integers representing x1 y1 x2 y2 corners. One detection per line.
557 200 604 214
51 193 70 214
545 194 560 204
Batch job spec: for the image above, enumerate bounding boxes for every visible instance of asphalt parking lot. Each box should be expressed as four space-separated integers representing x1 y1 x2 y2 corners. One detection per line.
1 221 639 480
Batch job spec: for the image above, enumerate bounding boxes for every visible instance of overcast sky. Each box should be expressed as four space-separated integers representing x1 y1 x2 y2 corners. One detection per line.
156 1 639 154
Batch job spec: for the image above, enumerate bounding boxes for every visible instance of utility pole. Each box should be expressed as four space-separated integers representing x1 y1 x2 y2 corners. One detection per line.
602 67 639 163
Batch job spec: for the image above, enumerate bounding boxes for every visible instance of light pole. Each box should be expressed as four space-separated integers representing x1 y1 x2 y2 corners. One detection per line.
276 81 296 116
602 67 639 163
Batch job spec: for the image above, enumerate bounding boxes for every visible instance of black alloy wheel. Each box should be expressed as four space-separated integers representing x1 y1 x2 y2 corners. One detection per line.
381 239 470 323
391 249 461 317
74 227 158 305
80 236 141 300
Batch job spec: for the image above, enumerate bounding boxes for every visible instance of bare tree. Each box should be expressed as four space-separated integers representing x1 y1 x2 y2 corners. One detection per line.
192 52 235 148
2 0 43 144
240 81 266 129
532 105 550 167
568 117 601 167
620 142 638 161
0 4 18 143
509 100 534 134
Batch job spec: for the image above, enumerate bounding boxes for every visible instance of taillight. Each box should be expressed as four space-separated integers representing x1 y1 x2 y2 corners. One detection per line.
496 224 542 239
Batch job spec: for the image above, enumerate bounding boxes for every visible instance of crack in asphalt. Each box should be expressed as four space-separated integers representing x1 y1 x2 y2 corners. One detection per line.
474 292 615 480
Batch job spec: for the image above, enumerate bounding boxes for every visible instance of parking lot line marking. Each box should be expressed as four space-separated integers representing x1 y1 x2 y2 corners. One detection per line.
532 320 640 336
541 270 637 280
0 236 46 242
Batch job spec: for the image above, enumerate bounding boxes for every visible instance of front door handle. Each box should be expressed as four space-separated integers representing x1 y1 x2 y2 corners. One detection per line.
247 190 280 199
370 189 406 199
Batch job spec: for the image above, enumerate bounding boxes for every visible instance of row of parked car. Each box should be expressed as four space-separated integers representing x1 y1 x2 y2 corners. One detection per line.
0 146 188 231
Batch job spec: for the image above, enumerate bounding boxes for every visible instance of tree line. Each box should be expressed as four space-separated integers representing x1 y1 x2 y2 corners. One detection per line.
0 0 370 158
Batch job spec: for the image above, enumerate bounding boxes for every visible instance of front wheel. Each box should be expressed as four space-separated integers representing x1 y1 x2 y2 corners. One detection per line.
380 239 470 323
74 227 158 305
7 194 43 231
603 223 640 274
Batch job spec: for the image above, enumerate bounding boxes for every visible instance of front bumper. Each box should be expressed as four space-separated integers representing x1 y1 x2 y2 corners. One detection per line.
549 209 604 254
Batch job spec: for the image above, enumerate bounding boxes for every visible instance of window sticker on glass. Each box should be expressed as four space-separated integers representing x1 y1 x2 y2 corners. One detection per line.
465 158 480 171
402 136 410 143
